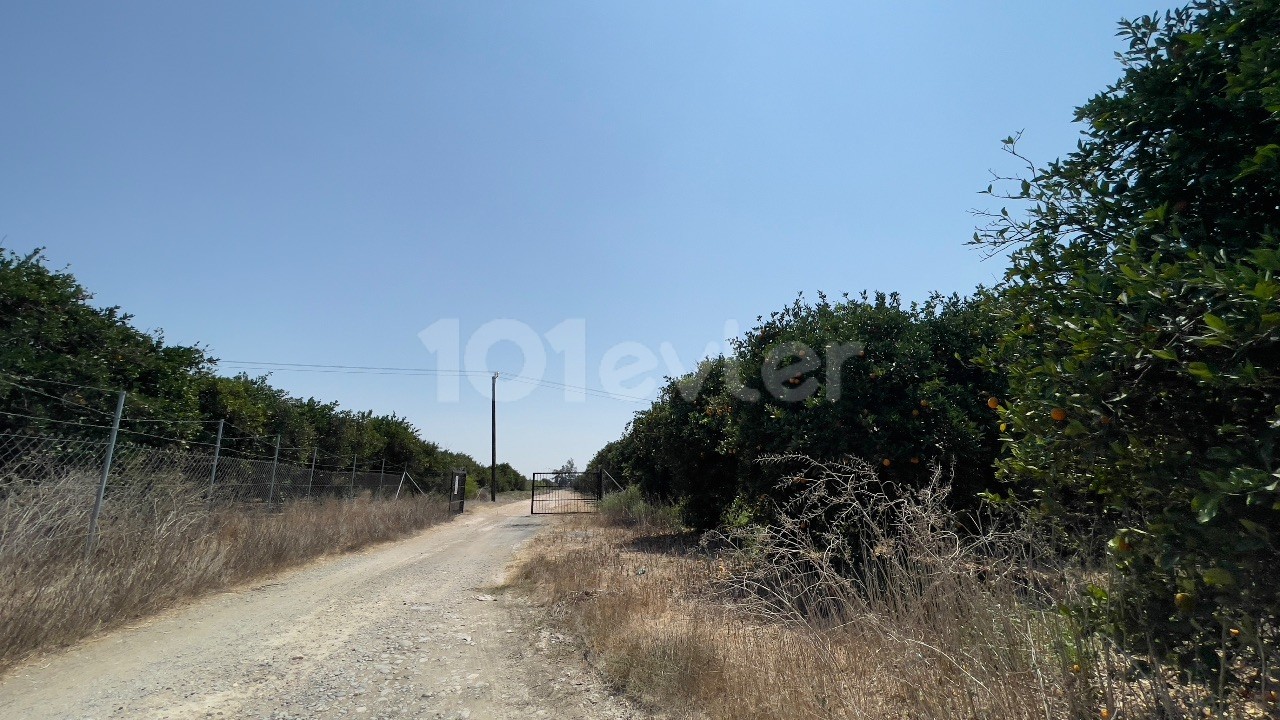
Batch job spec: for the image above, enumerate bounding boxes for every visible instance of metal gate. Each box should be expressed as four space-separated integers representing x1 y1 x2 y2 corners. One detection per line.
530 469 602 514
447 469 466 514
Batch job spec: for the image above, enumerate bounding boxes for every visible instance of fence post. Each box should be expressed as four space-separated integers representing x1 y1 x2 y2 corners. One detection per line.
349 453 357 500
85 390 126 559
266 435 281 506
378 457 386 499
207 419 224 507
394 468 406 500
306 447 317 498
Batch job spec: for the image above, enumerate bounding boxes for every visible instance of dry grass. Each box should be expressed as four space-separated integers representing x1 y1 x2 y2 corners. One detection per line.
0 472 451 671
511 458 1278 720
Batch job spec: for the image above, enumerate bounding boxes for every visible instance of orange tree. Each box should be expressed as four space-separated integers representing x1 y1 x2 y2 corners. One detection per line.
589 357 740 529
0 246 514 486
726 291 1004 513
593 291 1006 530
976 0 1280 672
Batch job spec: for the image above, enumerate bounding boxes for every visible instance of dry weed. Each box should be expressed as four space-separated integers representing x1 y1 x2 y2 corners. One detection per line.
0 472 451 671
512 458 1279 720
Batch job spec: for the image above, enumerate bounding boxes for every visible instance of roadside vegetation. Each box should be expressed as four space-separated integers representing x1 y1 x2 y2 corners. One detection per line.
0 187 530 672
581 0 1280 713
0 247 527 491
0 473 453 672
517 458 1276 719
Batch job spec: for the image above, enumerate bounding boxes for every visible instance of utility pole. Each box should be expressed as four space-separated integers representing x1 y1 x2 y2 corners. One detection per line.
491 372 498 502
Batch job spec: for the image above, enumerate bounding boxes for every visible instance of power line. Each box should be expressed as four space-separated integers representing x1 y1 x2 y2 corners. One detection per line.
500 374 649 403
219 361 485 376
218 360 652 403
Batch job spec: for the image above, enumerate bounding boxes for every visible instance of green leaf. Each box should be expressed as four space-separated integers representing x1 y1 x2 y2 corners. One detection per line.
1187 362 1215 381
1203 313 1230 334
1200 568 1235 587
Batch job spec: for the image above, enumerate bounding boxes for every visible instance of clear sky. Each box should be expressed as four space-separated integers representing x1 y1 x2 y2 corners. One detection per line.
1 1 1157 474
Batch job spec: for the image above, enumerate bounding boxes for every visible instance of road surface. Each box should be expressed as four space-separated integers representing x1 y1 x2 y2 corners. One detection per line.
0 498 642 719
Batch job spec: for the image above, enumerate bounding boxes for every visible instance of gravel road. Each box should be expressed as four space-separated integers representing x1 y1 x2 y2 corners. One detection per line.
0 498 645 720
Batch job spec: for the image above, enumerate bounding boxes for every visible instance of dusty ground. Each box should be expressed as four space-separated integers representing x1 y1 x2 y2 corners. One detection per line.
0 498 647 720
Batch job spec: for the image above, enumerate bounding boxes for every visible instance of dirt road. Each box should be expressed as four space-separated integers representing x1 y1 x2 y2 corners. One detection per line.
0 499 643 720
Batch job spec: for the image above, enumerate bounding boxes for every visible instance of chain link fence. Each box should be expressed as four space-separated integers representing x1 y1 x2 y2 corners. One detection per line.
0 429 463 553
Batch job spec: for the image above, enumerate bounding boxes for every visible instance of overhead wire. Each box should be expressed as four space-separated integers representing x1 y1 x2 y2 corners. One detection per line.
218 360 488 375
3 364 630 479
218 359 652 403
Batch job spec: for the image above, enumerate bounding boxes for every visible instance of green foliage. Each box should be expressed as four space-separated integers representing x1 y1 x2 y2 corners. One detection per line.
0 248 213 440
591 292 1006 530
599 484 683 529
975 0 1280 670
0 247 523 488
728 291 1005 509
589 357 741 529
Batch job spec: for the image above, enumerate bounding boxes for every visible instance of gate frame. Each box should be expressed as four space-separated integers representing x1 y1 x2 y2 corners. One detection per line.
529 469 603 514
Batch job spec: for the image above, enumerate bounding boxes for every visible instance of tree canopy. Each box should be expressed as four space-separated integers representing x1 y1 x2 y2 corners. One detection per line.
0 247 526 490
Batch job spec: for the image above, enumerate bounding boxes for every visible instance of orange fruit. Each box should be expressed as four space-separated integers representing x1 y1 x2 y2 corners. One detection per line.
1100 709 1111 720
1230 628 1241 637
1099 415 1112 425
909 457 920 464
881 458 891 467
1071 663 1081 674
912 409 919 417
1051 408 1067 422
987 397 1000 409
1175 593 1195 612
920 399 929 408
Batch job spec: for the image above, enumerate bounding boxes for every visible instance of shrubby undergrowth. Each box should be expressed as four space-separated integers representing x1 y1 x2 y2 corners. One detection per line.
589 0 1280 699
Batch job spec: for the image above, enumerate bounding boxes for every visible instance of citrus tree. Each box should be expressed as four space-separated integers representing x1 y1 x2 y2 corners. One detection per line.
728 291 1005 511
976 0 1280 669
589 357 740 529
595 292 1006 530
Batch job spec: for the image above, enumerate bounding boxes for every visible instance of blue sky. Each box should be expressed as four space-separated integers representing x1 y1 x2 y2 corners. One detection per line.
1 1 1156 473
